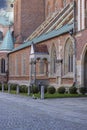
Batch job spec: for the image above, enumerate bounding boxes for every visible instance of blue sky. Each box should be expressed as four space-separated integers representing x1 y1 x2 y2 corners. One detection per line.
0 0 7 9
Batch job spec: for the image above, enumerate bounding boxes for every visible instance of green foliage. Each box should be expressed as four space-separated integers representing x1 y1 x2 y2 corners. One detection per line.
4 84 8 90
10 84 17 90
44 86 48 93
57 87 65 94
32 85 39 94
69 86 77 94
19 85 27 93
47 86 56 94
79 87 86 95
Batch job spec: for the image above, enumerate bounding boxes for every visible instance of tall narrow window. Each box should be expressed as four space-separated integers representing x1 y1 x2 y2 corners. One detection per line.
51 45 56 75
64 39 73 74
15 55 19 75
40 60 44 74
22 53 26 75
31 60 34 75
68 44 73 72
1 58 5 73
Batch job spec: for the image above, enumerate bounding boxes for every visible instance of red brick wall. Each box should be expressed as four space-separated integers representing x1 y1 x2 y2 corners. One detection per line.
14 0 45 42
8 47 30 81
8 33 71 85
45 0 73 18
76 29 87 60
62 78 73 85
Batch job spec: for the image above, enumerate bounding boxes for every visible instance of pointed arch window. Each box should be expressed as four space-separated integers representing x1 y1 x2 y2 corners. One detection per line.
68 44 73 72
51 45 56 75
64 39 73 74
1 58 5 73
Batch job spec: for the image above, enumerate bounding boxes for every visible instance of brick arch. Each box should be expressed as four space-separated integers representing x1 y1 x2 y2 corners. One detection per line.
80 43 87 85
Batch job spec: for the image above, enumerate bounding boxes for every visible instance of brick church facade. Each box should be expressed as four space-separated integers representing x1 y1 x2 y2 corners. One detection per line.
0 0 87 89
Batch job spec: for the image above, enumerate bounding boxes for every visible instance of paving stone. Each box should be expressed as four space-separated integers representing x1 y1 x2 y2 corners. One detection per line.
0 92 87 130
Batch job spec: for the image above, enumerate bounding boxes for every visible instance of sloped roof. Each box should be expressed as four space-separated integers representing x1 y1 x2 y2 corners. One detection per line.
26 2 74 41
9 2 74 54
0 30 14 51
9 23 74 53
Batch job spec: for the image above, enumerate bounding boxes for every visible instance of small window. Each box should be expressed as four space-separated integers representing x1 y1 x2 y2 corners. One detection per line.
1 58 5 73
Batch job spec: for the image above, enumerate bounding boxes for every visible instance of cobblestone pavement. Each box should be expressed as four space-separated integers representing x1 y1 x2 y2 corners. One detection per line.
0 93 87 130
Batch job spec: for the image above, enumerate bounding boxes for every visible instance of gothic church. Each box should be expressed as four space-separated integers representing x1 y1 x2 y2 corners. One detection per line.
0 0 87 90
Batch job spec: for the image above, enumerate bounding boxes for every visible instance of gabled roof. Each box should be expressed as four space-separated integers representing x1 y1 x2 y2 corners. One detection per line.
0 30 14 51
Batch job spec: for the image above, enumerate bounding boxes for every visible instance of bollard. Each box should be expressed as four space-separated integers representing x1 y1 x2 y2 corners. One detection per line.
8 84 11 93
2 83 4 92
16 85 19 94
41 86 44 99
28 86 30 96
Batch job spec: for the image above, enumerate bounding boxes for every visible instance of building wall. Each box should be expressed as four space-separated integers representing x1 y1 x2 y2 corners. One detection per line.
8 0 87 88
8 33 74 87
8 47 30 85
14 0 45 43
45 0 73 18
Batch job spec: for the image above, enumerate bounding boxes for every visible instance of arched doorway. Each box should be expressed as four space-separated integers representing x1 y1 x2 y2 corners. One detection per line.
84 51 87 88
